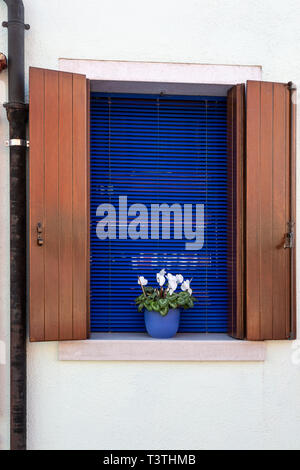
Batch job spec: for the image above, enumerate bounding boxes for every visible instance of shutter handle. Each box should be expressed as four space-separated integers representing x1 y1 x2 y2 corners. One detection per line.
37 222 44 246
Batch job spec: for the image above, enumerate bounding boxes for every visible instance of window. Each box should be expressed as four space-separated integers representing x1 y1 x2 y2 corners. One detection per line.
28 66 296 343
90 93 228 333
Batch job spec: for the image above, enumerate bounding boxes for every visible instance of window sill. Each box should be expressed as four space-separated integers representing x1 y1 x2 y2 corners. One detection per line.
58 333 266 362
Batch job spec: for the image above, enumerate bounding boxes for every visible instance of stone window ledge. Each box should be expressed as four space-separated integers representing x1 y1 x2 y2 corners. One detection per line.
58 333 266 362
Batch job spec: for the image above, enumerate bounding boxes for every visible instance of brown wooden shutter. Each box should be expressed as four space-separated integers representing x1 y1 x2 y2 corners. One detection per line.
246 80 296 340
29 67 90 341
227 84 246 339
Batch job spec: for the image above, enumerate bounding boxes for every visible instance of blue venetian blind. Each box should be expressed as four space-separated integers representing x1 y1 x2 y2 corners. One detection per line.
90 93 228 332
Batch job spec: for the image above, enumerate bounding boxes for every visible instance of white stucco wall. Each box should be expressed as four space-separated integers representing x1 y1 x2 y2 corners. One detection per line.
1 0 300 450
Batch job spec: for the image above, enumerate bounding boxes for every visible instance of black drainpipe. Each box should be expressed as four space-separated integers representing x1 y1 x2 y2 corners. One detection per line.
2 0 29 450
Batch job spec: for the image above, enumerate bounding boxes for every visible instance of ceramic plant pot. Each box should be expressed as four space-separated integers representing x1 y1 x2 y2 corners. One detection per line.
144 308 180 339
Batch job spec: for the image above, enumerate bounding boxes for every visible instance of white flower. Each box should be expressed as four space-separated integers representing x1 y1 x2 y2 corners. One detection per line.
167 273 178 293
138 276 148 286
166 273 176 282
181 279 189 291
168 282 177 294
156 272 166 287
181 279 192 295
159 268 167 276
175 274 184 284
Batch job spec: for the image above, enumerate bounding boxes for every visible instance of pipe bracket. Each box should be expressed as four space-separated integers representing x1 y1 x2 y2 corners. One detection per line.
5 138 29 148
2 20 30 30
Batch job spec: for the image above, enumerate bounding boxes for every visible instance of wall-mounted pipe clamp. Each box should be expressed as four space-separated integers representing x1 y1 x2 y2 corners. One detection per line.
2 20 30 30
5 138 29 147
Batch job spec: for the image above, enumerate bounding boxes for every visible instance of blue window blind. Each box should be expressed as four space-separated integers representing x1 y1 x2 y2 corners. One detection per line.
90 93 228 332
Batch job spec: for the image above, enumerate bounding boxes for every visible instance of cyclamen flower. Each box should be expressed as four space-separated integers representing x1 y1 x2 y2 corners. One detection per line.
167 273 178 295
181 279 192 295
168 281 177 295
138 276 148 286
168 279 177 290
156 272 166 287
175 274 184 284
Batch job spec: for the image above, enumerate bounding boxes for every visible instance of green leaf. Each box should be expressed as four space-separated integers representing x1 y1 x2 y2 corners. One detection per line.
169 292 178 300
138 303 144 312
169 300 178 309
160 306 168 316
152 301 160 312
177 296 186 306
181 292 189 300
136 293 147 303
158 298 168 308
145 286 154 294
145 300 153 311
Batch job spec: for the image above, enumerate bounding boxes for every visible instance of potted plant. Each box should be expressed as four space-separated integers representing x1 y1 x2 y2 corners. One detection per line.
135 269 196 339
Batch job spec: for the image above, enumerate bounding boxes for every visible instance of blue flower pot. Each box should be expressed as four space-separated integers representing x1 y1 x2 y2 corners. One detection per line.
144 308 180 339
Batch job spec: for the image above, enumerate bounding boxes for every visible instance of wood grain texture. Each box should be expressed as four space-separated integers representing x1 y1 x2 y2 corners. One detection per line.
72 74 88 340
29 68 45 341
260 82 273 339
58 72 74 340
44 70 59 340
290 85 297 339
29 67 89 341
86 79 91 338
246 81 261 340
272 83 288 338
227 88 233 336
246 81 294 340
227 84 245 339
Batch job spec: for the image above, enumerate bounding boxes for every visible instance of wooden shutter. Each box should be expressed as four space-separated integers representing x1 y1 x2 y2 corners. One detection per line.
29 67 90 341
227 84 246 339
246 81 296 340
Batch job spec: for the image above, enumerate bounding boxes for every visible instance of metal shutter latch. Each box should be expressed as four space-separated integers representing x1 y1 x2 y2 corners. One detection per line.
37 223 44 246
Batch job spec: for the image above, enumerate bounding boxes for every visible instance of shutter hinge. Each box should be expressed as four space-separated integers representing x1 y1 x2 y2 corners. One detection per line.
5 139 29 148
284 221 295 249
